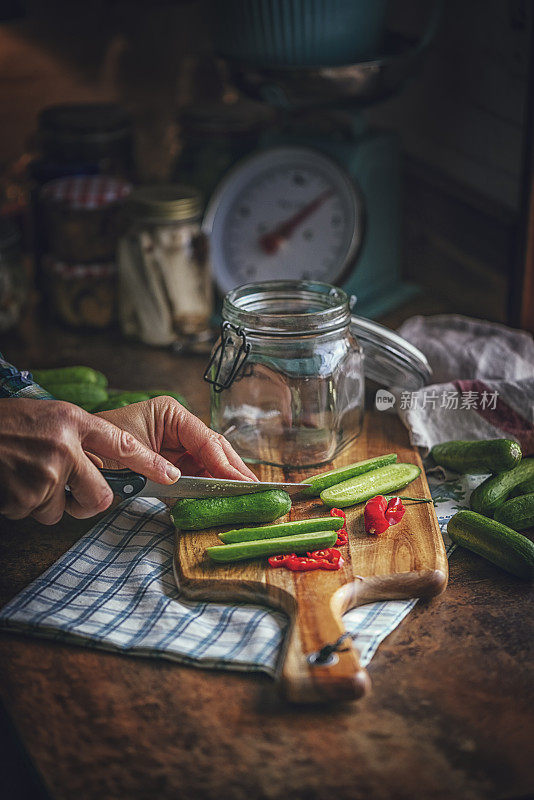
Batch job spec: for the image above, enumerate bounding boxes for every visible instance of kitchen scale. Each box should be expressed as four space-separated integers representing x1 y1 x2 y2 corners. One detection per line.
203 112 411 317
203 6 441 318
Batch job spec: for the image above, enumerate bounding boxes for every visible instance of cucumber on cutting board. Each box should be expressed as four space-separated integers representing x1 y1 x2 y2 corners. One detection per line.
320 462 421 508
219 516 341 544
494 493 534 531
431 438 522 474
207 530 338 563
301 454 397 497
470 458 534 516
171 490 291 531
447 510 534 580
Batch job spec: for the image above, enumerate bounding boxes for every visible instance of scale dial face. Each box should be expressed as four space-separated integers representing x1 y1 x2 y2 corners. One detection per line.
203 146 365 294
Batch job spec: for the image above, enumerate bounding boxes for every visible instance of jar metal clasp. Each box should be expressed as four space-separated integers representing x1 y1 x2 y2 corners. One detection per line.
203 321 250 393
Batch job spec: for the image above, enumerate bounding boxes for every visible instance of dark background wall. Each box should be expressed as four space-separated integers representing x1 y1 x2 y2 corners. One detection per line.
0 0 531 324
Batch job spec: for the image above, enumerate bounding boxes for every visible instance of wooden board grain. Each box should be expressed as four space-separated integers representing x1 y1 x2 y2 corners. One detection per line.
173 411 448 704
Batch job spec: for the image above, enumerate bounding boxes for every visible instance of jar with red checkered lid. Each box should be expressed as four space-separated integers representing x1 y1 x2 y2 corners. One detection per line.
40 175 132 262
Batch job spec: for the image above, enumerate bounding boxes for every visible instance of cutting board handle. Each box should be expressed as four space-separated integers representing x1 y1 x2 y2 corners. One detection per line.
280 590 370 704
280 569 447 704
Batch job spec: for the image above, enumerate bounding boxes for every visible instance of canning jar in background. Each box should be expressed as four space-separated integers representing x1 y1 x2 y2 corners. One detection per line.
33 103 134 183
118 185 212 350
0 218 27 331
205 280 431 468
40 175 132 328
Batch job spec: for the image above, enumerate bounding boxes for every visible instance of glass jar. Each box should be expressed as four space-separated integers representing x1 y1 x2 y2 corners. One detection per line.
43 257 117 330
118 185 212 349
0 218 26 332
206 280 431 468
36 103 134 180
40 175 132 262
174 100 275 201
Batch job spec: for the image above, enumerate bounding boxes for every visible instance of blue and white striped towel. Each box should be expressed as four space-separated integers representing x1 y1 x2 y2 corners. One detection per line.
0 473 484 673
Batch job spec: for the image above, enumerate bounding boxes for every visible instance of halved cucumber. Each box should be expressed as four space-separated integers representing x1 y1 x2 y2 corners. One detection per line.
320 462 421 508
301 454 397 497
219 517 341 544
207 530 338 563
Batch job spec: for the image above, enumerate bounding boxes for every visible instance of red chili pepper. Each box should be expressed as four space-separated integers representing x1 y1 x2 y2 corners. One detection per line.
268 547 344 571
285 556 324 571
309 549 344 569
330 508 349 546
385 496 405 525
268 554 293 566
364 495 390 535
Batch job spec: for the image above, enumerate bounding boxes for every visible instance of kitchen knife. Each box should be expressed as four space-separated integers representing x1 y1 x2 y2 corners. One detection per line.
100 468 311 502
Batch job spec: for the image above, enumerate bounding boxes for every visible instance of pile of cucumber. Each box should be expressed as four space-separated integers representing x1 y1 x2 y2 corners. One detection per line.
431 439 534 580
31 365 189 413
172 453 424 565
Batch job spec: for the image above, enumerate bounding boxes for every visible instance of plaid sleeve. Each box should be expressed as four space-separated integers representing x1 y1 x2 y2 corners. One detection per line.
0 353 54 399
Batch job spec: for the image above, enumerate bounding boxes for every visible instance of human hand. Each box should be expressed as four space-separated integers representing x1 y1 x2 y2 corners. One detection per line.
0 398 184 524
97 395 258 482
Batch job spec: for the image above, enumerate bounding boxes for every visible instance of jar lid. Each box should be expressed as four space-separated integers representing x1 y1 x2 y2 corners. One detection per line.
41 176 132 209
350 315 431 389
125 184 202 222
0 217 21 250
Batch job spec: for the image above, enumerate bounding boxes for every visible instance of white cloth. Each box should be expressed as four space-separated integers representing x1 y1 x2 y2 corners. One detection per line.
395 315 534 455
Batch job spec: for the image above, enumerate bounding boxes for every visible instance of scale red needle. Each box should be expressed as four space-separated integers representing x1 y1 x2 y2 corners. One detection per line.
259 188 334 255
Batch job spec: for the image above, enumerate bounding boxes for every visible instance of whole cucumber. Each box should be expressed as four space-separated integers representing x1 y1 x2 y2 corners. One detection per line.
207 530 338 563
320 462 421 508
511 476 534 498
494 493 534 531
470 458 534 516
44 382 108 409
219 516 341 544
32 366 108 388
171 490 291 530
447 510 534 580
92 392 151 412
148 390 189 408
301 454 397 497
431 438 521 474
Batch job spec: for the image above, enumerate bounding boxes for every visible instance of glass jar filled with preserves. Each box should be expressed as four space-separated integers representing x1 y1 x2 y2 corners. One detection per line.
205 280 431 468
118 185 212 349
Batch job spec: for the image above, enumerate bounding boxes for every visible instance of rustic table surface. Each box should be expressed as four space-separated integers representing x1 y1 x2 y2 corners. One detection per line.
0 317 533 800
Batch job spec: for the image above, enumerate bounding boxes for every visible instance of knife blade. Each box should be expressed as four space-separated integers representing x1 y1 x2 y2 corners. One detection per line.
100 469 311 502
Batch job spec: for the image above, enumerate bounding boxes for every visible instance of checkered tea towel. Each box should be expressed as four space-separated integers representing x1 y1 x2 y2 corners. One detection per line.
0 472 482 674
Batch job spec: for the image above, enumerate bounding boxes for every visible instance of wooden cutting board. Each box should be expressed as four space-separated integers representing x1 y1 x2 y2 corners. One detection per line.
173 411 448 704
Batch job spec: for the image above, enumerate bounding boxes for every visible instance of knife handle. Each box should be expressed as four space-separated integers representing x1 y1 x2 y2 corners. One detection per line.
100 468 147 501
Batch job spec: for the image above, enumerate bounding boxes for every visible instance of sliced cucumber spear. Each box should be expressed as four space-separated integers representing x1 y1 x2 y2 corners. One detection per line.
206 531 338 563
320 462 421 508
219 517 341 544
301 453 397 497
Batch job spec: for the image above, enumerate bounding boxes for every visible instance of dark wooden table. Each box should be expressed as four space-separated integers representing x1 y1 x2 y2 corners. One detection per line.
0 319 533 800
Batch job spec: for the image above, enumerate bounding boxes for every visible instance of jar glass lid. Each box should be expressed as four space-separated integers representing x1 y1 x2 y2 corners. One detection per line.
350 315 431 389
